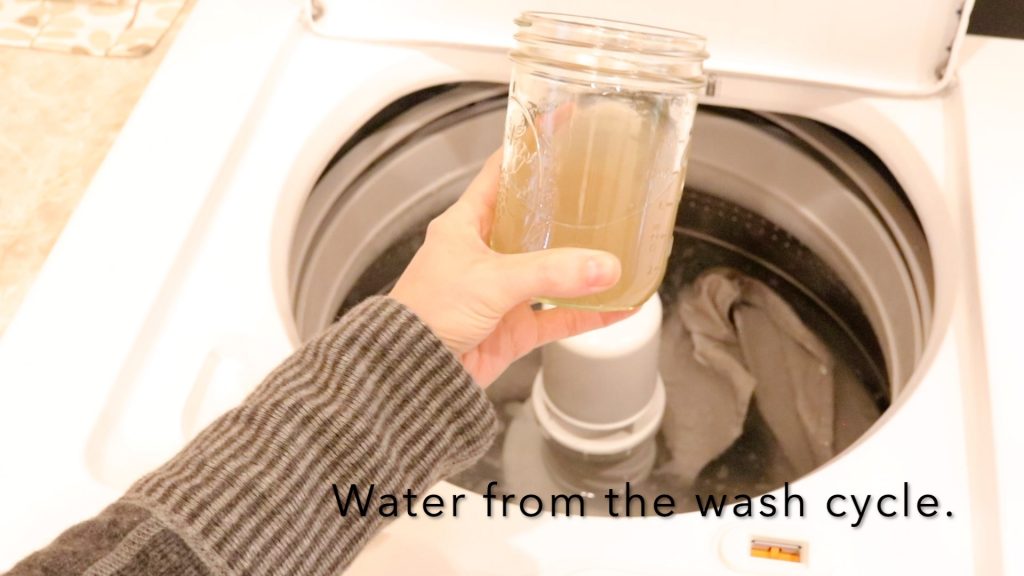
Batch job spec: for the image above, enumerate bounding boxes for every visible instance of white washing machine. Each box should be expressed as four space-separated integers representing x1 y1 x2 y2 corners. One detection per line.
1 0 1021 574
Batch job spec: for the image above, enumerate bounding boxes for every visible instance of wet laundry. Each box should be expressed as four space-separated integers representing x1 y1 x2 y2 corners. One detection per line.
658 268 836 485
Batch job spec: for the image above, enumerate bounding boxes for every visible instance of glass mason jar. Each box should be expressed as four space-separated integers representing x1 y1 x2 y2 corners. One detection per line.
490 12 708 310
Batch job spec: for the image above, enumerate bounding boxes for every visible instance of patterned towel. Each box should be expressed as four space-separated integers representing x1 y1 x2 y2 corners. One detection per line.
0 0 186 57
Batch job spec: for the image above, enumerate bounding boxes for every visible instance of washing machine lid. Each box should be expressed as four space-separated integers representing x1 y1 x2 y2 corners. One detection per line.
311 0 974 96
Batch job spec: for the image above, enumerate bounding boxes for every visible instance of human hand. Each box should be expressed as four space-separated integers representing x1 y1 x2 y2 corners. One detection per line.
390 150 633 387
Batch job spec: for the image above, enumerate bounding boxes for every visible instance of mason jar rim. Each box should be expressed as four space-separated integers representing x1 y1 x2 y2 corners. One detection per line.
510 11 708 91
514 11 708 59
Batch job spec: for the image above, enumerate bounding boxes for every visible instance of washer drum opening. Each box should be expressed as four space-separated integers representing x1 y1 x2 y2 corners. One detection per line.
288 83 933 513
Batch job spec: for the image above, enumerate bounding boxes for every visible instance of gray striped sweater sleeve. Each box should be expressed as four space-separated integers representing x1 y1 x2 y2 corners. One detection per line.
6 296 499 576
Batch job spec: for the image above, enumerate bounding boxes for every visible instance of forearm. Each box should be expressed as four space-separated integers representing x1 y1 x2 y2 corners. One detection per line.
7 297 498 576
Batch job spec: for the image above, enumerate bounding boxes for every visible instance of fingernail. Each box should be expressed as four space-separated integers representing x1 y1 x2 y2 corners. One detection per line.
585 255 617 287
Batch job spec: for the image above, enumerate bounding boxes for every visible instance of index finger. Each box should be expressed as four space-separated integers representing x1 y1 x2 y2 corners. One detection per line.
455 147 503 238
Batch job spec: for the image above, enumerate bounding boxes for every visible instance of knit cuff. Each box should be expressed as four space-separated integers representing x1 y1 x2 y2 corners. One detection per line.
125 296 498 576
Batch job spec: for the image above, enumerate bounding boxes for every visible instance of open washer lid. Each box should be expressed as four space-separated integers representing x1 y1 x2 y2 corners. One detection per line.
309 0 974 96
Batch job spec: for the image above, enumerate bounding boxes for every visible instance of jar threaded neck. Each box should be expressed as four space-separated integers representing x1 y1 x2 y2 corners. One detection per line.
511 12 708 92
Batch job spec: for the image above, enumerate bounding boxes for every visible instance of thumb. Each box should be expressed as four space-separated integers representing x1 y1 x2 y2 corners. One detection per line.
488 248 621 309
